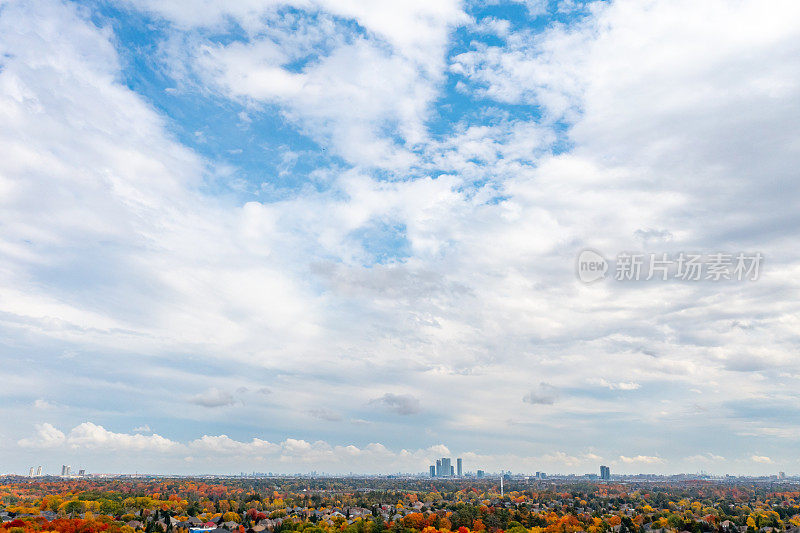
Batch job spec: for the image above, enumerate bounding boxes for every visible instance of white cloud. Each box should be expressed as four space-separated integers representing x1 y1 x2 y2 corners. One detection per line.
18 423 66 448
751 455 773 464
139 0 467 168
619 455 665 465
15 422 454 471
685 453 725 463
308 408 342 421
369 393 422 415
33 399 56 409
189 434 278 454
589 378 641 391
523 382 559 405
189 388 237 408
67 423 179 452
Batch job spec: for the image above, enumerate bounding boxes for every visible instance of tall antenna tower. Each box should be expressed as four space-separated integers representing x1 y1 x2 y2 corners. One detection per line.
500 474 504 497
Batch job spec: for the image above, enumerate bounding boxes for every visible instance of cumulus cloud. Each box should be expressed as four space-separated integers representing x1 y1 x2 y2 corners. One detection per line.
308 408 342 422
15 422 448 471
369 393 422 415
685 453 725 463
751 455 773 464
18 423 66 448
619 455 665 464
523 382 559 405
18 422 176 452
189 434 278 454
589 378 641 391
33 399 56 409
189 388 236 408
66 423 177 451
138 0 467 168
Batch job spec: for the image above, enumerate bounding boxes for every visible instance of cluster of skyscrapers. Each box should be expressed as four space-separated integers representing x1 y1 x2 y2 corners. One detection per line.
429 457 463 477
425 462 607 480
26 465 84 477
57 465 85 476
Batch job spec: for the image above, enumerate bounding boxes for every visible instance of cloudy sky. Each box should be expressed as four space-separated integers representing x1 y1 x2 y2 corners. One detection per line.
2 0 800 476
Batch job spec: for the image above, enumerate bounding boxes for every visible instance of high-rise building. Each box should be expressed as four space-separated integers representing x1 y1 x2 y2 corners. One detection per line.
36 466 42 476
28 467 34 477
435 459 441 476
457 458 463 477
440 457 452 477
78 469 85 476
450 465 454 476
65 466 71 476
477 469 485 478
600 465 610 480
430 465 436 477
61 465 67 476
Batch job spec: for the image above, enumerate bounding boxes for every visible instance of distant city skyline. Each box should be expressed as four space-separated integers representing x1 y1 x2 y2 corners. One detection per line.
6 463 794 479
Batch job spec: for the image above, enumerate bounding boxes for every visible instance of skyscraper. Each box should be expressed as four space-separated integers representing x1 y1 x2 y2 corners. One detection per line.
36 466 42 476
440 457 451 477
78 469 85 476
430 465 436 477
477 469 485 478
457 458 462 476
600 465 610 480
61 465 67 476
28 467 34 477
436 459 441 476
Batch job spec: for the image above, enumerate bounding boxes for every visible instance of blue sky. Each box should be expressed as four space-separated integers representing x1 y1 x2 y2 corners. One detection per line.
2 0 800 476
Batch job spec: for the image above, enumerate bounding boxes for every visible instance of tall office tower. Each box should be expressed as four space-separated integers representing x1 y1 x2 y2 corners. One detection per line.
535 471 541 478
457 458 463 477
600 465 610 480
430 465 436 477
29 467 34 477
450 465 454 476
436 459 441 476
65 466 71 476
440 457 451 476
36 466 42 476
78 469 85 476
61 465 67 476
477 469 485 478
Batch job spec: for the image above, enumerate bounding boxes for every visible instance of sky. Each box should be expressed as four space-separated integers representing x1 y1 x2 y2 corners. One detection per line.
1 0 800 476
